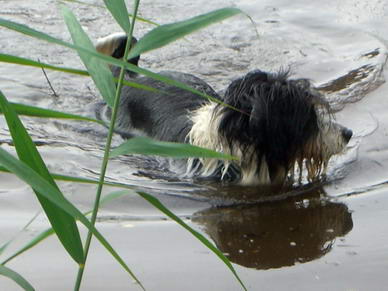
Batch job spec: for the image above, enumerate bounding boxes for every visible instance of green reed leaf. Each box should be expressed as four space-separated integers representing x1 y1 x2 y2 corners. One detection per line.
0 245 7 256
74 1 141 287
1 191 132 266
103 0 131 32
0 147 143 288
1 228 54 266
99 190 134 207
0 53 87 76
0 18 72 47
128 8 242 59
0 17 242 112
0 265 35 291
0 90 84 264
0 165 246 289
0 166 133 189
0 13 247 289
61 5 116 107
0 212 40 257
0 102 102 124
0 53 162 95
110 136 236 160
137 191 247 291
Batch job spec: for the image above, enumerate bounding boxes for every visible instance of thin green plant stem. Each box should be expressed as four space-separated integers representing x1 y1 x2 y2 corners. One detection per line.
73 1 142 291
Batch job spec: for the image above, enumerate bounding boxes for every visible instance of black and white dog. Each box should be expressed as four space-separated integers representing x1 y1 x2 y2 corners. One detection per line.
95 33 353 186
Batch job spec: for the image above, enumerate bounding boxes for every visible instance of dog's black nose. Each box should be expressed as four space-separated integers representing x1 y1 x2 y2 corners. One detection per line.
342 128 353 143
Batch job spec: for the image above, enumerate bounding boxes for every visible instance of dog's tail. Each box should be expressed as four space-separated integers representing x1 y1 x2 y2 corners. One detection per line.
94 33 139 138
95 32 139 78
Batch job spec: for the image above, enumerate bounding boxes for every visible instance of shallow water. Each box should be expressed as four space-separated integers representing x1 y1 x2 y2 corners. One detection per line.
1 0 388 290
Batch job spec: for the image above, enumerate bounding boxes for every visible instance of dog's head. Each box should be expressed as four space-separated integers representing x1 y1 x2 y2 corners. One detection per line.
215 70 352 185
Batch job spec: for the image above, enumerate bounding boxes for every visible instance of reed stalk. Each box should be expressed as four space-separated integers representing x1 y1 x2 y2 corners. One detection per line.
73 1 141 290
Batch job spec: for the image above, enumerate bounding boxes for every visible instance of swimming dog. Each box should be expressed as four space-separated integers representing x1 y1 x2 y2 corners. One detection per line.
95 33 353 186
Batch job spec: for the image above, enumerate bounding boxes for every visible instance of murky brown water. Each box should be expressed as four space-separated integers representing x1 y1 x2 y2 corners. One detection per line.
1 0 388 290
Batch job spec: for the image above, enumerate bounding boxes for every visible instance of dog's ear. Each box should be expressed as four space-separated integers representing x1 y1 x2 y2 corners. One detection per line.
223 70 268 106
248 87 267 130
310 90 330 109
292 79 330 109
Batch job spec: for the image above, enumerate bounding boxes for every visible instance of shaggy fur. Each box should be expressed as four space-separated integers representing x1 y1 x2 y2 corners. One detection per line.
94 33 353 186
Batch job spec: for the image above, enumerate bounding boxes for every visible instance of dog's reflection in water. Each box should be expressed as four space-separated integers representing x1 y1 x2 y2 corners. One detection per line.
192 188 352 269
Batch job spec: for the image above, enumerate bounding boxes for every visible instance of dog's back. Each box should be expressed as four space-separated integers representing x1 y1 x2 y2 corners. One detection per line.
96 70 220 142
95 33 222 141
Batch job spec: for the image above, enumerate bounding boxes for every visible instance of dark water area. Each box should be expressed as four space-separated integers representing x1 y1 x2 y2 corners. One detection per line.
1 0 388 290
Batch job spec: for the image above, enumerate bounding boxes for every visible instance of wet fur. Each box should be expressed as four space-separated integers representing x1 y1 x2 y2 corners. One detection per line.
95 33 352 186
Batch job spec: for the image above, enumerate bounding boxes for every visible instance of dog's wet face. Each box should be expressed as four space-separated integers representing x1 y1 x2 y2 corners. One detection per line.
318 119 353 158
215 70 353 185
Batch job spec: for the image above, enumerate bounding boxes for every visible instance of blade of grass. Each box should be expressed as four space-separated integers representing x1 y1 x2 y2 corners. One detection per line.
1 229 54 266
1 12 247 289
0 102 102 124
61 0 158 26
0 164 245 289
137 191 247 291
103 0 130 32
1 190 132 266
0 265 35 291
61 5 116 107
0 164 238 287
0 53 87 76
0 90 84 264
0 17 245 114
110 136 236 160
0 166 133 189
72 0 142 289
0 53 162 95
128 7 242 59
0 212 40 257
0 17 87 52
0 147 144 290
